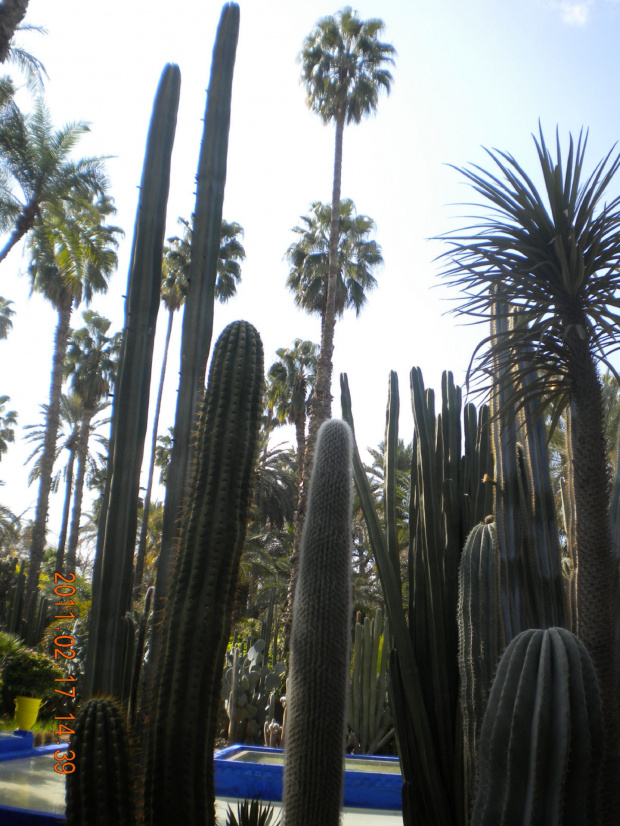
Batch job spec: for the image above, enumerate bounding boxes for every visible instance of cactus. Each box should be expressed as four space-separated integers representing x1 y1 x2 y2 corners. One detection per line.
146 320 263 826
471 627 604 825
66 697 136 826
221 639 286 744
348 608 393 754
457 518 504 804
155 0 240 610
84 62 181 700
489 298 567 639
282 419 354 826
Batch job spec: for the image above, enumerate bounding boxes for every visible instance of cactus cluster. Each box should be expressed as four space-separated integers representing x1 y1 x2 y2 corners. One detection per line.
66 697 135 826
348 608 393 754
221 639 285 744
283 419 354 826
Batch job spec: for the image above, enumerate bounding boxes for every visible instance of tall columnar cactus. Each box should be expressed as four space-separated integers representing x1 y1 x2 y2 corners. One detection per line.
66 697 135 826
283 419 354 826
84 62 181 700
457 518 504 804
348 608 393 754
156 0 240 611
341 369 493 826
471 627 604 826
146 320 263 826
489 298 567 639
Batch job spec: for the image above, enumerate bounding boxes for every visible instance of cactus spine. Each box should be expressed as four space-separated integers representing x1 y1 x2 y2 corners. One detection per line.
146 320 263 826
66 697 135 826
85 62 181 700
471 627 604 826
283 419 354 826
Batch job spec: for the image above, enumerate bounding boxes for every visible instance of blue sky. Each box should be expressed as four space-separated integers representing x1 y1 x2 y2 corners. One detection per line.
2 0 620 541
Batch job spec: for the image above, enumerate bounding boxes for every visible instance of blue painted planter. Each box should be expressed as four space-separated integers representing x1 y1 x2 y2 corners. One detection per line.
214 745 402 810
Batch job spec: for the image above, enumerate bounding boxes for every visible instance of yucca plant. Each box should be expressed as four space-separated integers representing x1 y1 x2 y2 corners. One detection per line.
439 126 620 821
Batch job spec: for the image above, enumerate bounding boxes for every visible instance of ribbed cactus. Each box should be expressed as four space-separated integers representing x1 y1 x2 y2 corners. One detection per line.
156 0 240 608
348 608 393 754
146 320 263 826
471 627 604 826
85 62 181 700
283 419 353 826
66 697 135 826
457 518 504 804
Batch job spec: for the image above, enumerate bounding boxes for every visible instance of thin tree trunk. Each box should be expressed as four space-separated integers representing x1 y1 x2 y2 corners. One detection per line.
567 335 620 822
288 108 346 615
55 433 77 572
65 408 92 576
134 307 174 598
0 0 29 63
25 297 72 610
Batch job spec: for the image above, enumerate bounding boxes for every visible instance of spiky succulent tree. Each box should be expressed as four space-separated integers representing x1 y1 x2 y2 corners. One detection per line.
439 126 620 821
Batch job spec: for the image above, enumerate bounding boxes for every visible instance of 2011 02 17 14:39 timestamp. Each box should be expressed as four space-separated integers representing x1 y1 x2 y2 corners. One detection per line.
52 571 78 775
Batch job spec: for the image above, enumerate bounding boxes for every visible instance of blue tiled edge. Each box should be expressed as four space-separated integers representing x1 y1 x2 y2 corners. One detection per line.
213 745 402 811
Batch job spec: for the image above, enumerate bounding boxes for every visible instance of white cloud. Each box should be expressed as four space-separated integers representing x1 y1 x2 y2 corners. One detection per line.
552 0 593 24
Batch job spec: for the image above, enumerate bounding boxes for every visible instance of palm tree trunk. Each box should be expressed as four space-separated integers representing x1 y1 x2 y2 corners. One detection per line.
65 408 92 575
55 436 77 572
25 297 72 610
286 109 346 623
134 307 174 598
567 334 620 821
0 0 29 63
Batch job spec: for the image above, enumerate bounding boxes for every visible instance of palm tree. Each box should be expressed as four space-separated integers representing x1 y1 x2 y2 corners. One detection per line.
439 127 620 819
24 192 121 603
133 216 246 596
0 2 31 64
267 339 319 490
0 394 16 460
284 198 382 608
286 199 382 336
0 297 14 338
64 311 120 574
0 98 109 263
300 7 394 432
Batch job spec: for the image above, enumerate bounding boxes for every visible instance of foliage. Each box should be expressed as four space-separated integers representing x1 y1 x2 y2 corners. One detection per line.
1 647 62 697
223 799 281 826
0 395 16 460
286 199 382 318
300 7 395 127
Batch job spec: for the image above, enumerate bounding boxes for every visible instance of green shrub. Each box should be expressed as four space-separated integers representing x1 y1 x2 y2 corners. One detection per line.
1 649 63 698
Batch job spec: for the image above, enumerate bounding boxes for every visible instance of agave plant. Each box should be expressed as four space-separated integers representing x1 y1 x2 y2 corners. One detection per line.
223 799 281 826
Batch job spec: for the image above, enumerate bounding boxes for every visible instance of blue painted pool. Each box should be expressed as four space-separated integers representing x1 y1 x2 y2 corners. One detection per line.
0 735 403 821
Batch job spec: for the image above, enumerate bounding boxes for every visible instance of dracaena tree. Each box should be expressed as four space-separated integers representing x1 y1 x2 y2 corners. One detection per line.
439 127 620 821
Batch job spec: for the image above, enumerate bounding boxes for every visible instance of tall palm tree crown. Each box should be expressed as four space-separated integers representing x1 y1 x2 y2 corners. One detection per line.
438 126 620 820
0 99 109 263
286 199 382 319
165 215 245 303
300 7 395 127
